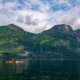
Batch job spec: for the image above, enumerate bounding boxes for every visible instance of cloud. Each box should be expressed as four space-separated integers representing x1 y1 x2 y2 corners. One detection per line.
0 0 80 33
57 0 69 3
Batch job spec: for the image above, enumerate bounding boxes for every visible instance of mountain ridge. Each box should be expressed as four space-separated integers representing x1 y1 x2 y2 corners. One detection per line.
0 24 80 59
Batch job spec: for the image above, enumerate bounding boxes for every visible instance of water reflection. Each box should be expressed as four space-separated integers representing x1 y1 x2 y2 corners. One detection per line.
0 59 80 80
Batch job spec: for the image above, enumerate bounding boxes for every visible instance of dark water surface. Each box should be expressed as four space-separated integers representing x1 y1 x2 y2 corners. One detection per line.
0 59 80 80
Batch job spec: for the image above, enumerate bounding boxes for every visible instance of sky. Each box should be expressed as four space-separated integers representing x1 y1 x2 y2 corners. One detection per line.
0 0 80 33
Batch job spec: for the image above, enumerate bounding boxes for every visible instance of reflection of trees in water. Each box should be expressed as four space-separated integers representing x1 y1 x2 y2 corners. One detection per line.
0 59 26 80
0 60 16 80
26 60 80 80
0 59 80 80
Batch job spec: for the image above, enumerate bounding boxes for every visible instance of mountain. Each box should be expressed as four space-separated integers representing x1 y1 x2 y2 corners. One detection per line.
35 24 80 59
75 29 80 36
36 24 77 47
0 24 34 58
0 24 80 59
75 29 80 43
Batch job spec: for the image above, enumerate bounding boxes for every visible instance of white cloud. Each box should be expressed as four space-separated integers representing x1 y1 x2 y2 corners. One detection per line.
0 0 80 33
57 0 69 3
15 9 49 33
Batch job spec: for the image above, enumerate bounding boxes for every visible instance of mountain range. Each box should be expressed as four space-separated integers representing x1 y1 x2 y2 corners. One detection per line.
0 24 80 59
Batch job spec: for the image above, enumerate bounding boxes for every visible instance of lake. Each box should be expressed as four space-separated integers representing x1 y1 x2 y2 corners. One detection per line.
0 59 80 80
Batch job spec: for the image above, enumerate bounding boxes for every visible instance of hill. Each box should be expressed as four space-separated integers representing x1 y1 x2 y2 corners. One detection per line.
0 24 80 59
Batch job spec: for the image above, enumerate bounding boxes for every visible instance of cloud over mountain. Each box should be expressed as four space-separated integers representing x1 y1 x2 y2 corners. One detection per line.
0 0 80 33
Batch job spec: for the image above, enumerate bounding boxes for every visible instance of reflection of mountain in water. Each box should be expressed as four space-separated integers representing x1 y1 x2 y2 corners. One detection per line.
0 59 80 80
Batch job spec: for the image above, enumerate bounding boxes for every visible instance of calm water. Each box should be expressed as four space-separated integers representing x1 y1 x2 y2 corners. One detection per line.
0 59 80 80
